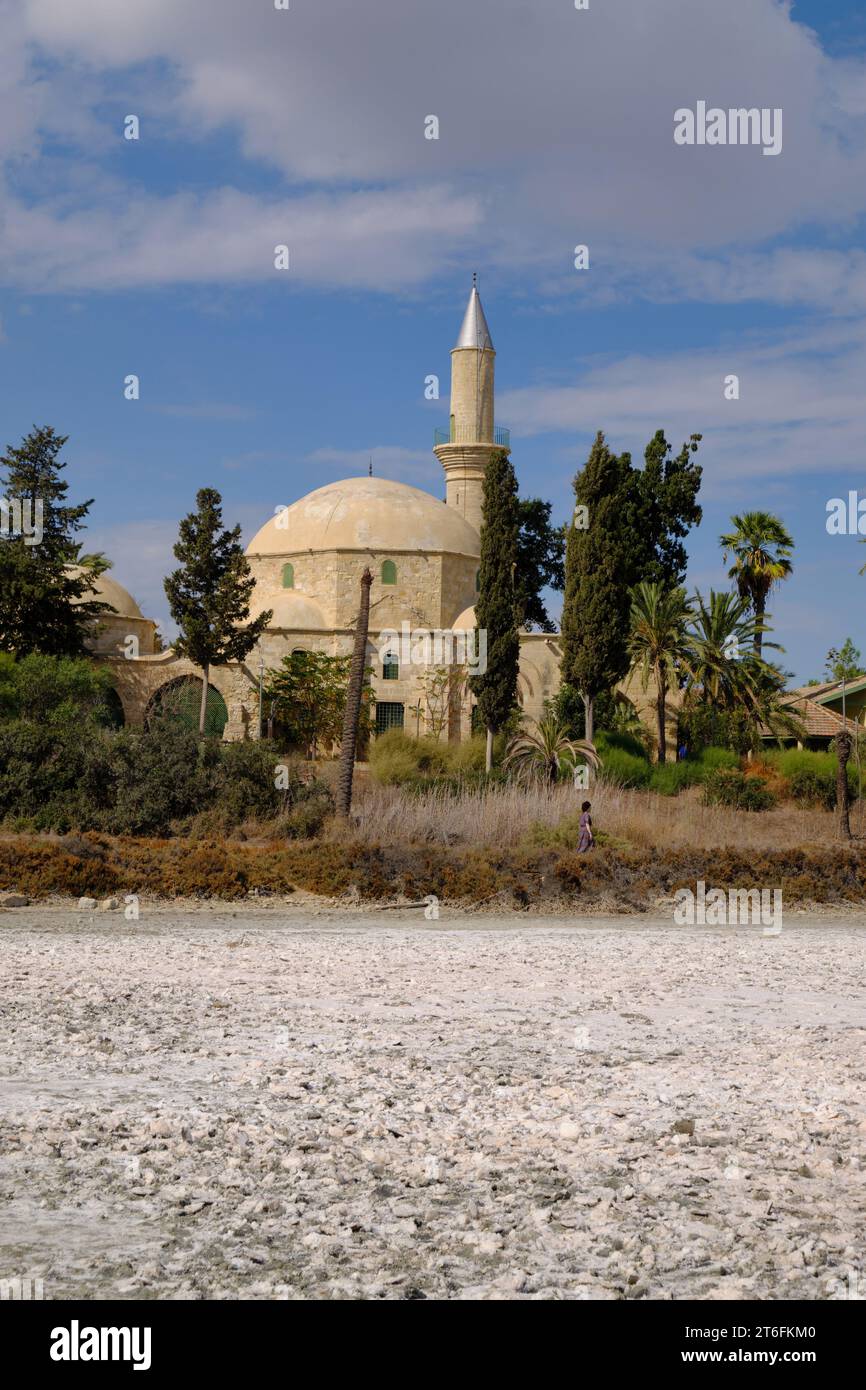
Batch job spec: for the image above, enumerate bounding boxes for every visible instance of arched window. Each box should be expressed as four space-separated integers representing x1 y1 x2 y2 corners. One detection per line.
381 559 397 585
281 563 294 589
382 649 399 681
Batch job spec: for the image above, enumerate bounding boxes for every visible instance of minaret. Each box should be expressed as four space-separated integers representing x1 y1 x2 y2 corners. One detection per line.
434 277 509 534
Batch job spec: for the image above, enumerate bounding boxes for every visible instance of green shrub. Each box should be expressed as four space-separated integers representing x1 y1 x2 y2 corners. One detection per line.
648 761 702 795
764 748 859 808
0 718 328 837
369 730 450 785
677 704 758 755
0 652 120 728
597 742 652 789
596 729 650 761
702 768 776 812
370 730 497 786
446 735 488 774
644 748 739 796
695 746 740 771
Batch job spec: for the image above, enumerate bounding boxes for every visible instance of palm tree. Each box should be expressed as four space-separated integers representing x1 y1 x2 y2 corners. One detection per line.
627 581 693 764
607 692 651 747
504 714 600 788
685 590 775 713
682 591 800 750
719 512 793 658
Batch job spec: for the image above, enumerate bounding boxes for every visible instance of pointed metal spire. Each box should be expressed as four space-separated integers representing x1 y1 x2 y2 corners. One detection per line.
455 278 493 351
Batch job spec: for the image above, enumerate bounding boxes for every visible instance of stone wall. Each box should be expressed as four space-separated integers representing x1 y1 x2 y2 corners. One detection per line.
104 627 675 754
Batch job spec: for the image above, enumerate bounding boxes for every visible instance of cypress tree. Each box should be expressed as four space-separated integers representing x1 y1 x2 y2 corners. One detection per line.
560 433 636 742
164 488 271 735
471 448 520 772
0 425 111 656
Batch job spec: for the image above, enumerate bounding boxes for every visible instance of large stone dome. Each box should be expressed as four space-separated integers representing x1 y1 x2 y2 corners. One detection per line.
246 477 481 558
68 568 144 619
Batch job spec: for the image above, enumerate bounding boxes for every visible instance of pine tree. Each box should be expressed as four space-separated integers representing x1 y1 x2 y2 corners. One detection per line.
164 488 272 735
560 430 703 741
636 429 702 588
471 449 520 772
0 425 110 655
515 497 566 632
824 639 863 684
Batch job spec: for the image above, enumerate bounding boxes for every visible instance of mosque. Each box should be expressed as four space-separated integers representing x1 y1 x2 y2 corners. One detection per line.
86 284 564 741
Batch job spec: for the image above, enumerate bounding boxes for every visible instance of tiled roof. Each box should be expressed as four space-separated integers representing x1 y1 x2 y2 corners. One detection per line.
790 675 866 703
760 695 863 739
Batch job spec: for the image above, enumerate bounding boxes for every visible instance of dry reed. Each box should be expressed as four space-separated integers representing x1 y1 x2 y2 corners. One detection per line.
332 777 862 852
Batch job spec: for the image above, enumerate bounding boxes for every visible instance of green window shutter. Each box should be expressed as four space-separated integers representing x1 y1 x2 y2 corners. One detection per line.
375 701 404 734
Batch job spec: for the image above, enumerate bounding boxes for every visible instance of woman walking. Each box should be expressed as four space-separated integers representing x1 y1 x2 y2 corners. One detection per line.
577 800 594 852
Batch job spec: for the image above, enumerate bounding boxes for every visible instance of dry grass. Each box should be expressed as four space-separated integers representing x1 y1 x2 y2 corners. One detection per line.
335 778 865 852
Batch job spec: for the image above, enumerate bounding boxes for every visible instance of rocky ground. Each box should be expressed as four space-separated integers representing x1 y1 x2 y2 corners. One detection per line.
1 903 864 1300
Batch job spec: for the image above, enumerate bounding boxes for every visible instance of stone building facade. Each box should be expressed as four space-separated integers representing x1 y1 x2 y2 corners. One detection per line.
86 283 672 751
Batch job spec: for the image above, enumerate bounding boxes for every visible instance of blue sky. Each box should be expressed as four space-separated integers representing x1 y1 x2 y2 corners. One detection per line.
1 0 866 680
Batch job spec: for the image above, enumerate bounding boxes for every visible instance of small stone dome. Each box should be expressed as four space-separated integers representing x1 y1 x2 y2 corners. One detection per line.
247 477 481 558
451 604 476 630
68 568 144 619
252 591 328 630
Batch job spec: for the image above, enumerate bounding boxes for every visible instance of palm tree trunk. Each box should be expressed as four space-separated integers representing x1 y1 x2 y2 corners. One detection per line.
754 595 765 659
198 663 210 736
656 664 666 764
583 693 594 744
485 726 494 774
336 568 373 819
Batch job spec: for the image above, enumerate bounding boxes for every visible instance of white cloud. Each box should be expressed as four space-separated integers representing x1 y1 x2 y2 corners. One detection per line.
0 0 864 299
0 184 482 291
499 319 866 492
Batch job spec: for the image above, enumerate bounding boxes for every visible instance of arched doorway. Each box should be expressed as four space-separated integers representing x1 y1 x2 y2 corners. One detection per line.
100 685 126 729
146 676 229 738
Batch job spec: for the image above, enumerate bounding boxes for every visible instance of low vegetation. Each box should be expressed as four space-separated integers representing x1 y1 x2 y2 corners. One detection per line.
2 825 864 909
0 652 863 908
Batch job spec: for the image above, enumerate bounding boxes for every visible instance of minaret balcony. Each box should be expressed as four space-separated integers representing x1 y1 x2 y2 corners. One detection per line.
434 425 510 448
